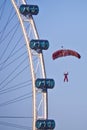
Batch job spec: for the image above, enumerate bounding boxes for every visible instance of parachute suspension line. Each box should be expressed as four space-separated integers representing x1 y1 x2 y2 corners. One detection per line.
11 1 36 130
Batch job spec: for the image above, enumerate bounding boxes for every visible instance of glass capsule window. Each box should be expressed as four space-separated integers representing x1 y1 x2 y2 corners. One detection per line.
19 4 39 16
30 40 49 51
36 119 55 129
35 78 55 89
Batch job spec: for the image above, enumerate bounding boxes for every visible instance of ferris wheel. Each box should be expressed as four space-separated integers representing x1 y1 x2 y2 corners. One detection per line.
0 0 55 130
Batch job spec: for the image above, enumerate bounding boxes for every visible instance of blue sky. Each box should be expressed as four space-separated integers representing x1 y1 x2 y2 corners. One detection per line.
0 0 87 130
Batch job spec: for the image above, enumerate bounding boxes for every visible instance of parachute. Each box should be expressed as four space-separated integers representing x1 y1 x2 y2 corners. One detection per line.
52 49 81 60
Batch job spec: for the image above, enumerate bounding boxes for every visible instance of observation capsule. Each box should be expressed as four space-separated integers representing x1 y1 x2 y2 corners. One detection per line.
19 4 39 16
30 39 49 51
35 78 55 89
36 119 55 129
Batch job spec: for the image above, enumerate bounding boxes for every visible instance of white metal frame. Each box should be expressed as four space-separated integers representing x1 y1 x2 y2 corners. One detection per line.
11 0 48 130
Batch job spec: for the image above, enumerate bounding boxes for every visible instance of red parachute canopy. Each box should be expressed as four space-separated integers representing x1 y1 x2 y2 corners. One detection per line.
52 49 81 60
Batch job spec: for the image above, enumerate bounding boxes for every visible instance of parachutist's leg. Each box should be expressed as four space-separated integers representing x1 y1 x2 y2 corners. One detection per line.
67 77 68 82
64 78 65 82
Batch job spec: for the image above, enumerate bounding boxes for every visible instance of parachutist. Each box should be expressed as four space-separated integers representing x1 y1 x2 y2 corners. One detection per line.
52 49 81 82
64 72 68 82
